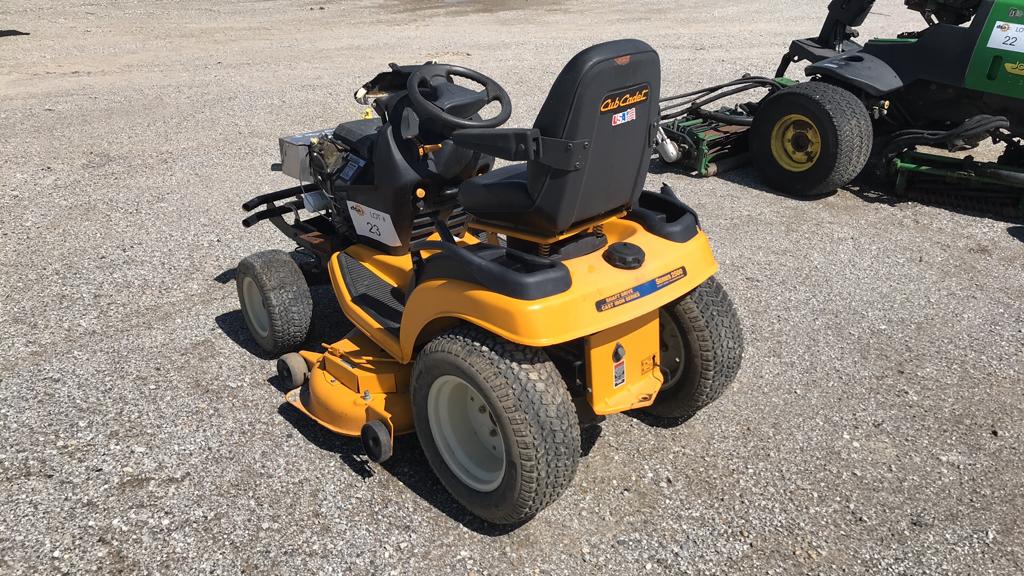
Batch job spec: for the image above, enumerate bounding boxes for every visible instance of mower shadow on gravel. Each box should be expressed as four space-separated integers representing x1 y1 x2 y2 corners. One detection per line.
274 393 605 534
1009 226 1024 242
275 400 520 536
650 159 834 202
846 181 1024 224
215 309 272 359
646 159 692 178
622 410 688 430
213 268 236 284
714 166 838 202
679 159 1024 223
735 166 1022 222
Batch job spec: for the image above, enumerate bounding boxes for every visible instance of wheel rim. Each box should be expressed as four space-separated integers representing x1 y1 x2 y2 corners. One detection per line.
770 113 821 173
427 375 506 492
659 310 685 391
241 276 270 338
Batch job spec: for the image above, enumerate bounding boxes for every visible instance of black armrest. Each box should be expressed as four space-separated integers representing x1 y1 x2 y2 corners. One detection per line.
452 128 539 162
453 128 590 171
415 241 571 300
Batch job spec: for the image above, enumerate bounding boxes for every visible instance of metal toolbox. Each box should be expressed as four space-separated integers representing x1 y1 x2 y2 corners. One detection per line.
278 128 333 182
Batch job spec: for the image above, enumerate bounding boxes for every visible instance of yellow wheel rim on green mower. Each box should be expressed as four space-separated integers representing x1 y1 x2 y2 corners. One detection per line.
770 113 822 173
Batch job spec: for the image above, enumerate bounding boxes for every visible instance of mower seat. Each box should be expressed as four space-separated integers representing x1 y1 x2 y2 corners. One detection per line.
457 39 660 237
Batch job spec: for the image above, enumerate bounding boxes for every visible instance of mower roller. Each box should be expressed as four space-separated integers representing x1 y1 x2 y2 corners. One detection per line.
656 0 1024 220
238 40 744 524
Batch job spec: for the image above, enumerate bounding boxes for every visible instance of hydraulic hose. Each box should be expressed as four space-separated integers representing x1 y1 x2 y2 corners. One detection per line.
695 109 755 127
659 76 783 123
882 115 1011 159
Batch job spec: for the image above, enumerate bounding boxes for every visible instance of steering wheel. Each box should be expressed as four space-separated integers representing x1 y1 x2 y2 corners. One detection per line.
406 64 512 130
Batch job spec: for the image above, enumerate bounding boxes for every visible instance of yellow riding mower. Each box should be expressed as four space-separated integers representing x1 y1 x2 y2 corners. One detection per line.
237 39 743 524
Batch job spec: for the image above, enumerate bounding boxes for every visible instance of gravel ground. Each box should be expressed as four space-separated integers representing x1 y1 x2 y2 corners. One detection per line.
2 1 1023 574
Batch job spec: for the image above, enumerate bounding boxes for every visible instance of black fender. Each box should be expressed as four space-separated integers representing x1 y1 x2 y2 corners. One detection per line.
806 52 903 97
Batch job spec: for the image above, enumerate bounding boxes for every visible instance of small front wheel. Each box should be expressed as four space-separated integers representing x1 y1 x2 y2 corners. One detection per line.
276 353 309 391
411 326 580 525
644 276 744 422
236 250 312 356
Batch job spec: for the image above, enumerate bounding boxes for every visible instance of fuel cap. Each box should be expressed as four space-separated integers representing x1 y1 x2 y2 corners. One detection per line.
603 242 645 270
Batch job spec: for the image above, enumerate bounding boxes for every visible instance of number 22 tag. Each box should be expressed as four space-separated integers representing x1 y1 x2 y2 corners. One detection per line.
988 21 1024 54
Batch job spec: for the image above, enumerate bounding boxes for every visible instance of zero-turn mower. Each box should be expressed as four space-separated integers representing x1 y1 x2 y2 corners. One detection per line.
237 40 744 524
656 0 1024 219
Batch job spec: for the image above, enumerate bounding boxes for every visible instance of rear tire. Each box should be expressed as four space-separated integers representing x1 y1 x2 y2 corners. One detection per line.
411 326 580 525
236 250 312 356
643 276 744 422
751 81 872 197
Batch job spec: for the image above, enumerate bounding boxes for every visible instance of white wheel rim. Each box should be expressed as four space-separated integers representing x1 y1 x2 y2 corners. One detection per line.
427 375 506 492
659 310 685 391
241 276 270 338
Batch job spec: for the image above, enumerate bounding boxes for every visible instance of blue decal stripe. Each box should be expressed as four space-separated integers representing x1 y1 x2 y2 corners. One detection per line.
595 267 688 312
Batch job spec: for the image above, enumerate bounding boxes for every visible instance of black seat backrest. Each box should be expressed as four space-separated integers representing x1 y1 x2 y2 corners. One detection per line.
527 39 660 234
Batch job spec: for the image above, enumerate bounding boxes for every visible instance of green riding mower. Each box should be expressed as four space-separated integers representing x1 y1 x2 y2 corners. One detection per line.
656 0 1024 219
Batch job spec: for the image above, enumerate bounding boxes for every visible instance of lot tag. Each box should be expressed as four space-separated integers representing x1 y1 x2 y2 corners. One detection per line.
346 200 401 247
988 21 1024 53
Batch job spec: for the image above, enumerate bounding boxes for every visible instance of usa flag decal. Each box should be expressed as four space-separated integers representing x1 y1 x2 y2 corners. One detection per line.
611 107 636 126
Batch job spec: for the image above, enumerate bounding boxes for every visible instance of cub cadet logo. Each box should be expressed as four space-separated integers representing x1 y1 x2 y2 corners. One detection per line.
600 86 650 114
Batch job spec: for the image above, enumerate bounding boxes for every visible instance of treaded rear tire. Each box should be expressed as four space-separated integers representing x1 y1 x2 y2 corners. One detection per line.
412 326 580 525
643 276 744 422
236 250 312 357
751 81 873 197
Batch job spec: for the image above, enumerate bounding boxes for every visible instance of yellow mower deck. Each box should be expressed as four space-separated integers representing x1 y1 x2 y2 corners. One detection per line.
285 332 413 443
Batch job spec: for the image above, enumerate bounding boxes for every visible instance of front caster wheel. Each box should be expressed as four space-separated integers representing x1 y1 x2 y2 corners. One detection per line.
361 420 393 463
276 353 309 391
644 276 744 422
236 250 312 357
411 326 580 525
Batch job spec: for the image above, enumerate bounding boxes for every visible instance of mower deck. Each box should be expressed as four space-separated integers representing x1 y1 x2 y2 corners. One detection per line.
659 116 751 177
892 151 1024 218
285 332 413 441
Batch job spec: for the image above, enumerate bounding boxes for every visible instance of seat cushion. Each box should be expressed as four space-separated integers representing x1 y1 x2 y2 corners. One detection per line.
458 164 535 216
